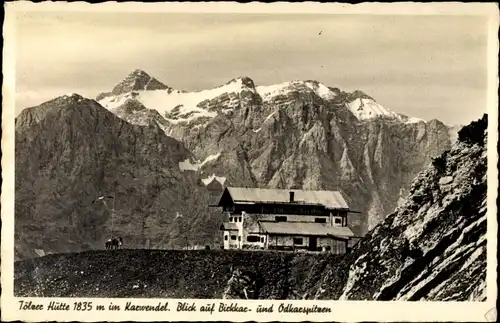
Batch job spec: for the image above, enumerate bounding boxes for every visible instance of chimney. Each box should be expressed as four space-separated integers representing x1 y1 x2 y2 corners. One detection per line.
289 191 295 203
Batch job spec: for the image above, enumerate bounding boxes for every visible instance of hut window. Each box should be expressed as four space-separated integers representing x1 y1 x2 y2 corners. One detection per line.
293 237 303 245
229 217 233 222
315 218 327 223
334 218 342 224
231 235 237 240
247 235 260 243
275 216 287 222
238 236 241 241
239 217 242 222
260 237 265 243
224 235 228 241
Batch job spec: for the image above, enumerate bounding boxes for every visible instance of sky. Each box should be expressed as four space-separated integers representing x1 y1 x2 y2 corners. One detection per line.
14 11 491 125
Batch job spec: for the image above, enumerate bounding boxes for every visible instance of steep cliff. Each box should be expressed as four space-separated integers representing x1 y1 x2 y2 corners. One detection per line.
307 114 488 301
15 94 220 260
98 71 455 234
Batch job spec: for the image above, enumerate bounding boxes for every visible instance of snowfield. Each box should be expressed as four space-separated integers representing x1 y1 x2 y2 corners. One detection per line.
99 78 251 124
100 74 428 126
345 98 424 124
256 80 337 101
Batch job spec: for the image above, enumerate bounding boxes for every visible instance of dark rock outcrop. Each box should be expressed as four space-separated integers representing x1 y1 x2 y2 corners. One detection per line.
308 114 488 301
96 69 172 101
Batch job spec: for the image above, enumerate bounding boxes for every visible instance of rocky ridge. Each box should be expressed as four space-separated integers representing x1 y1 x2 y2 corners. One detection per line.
307 115 488 300
15 94 220 260
97 70 455 233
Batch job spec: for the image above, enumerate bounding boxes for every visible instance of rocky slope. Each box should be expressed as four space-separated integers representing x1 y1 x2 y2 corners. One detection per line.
15 94 221 260
307 114 488 301
98 70 455 234
14 249 331 298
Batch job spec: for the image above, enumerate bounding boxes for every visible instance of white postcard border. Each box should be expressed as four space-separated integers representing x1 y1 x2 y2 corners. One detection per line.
2 2 498 322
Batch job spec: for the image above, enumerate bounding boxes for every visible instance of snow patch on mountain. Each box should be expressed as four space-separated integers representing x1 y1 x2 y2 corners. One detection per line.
255 80 424 124
256 80 336 101
346 98 401 121
100 73 429 128
202 152 222 165
304 81 337 100
221 108 234 115
178 152 222 172
202 174 227 186
99 78 251 124
264 111 276 122
403 116 425 124
346 98 426 124
256 82 291 99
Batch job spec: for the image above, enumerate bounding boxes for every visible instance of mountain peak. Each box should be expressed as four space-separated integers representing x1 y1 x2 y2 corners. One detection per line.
256 79 337 102
345 90 375 102
111 70 170 95
226 76 256 90
16 94 105 131
45 93 89 107
62 93 84 100
130 69 150 77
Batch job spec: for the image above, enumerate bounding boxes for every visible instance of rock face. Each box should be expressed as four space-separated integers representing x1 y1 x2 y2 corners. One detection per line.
96 69 172 101
222 266 259 299
309 115 488 301
14 113 488 301
15 94 220 260
98 71 455 235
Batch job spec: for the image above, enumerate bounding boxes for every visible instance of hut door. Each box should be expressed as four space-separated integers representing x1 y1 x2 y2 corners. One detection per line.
309 237 318 251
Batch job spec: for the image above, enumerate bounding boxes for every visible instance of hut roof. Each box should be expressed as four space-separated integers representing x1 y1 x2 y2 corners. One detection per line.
259 221 354 238
219 187 349 210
